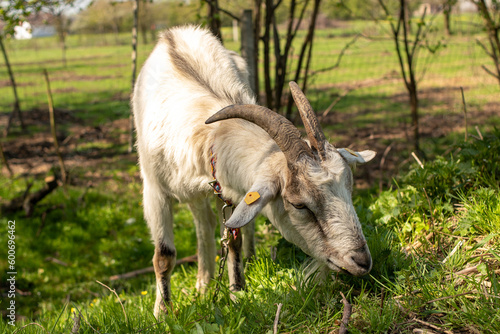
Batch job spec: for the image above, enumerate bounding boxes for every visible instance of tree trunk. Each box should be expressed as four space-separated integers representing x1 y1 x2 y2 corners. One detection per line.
141 1 148 45
241 10 258 96
207 0 223 43
0 141 13 177
129 0 139 153
401 0 420 152
285 0 321 120
263 0 274 110
443 8 451 36
253 0 262 103
55 13 67 67
409 84 420 152
0 36 25 136
475 0 500 86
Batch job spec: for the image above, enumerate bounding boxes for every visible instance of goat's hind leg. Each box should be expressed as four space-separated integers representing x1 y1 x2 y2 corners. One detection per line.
188 198 217 292
143 180 176 318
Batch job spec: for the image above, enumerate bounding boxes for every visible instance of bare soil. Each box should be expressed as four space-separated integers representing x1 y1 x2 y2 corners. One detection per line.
1 108 136 185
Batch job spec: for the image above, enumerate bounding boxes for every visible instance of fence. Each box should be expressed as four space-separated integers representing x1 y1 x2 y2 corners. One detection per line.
0 15 498 142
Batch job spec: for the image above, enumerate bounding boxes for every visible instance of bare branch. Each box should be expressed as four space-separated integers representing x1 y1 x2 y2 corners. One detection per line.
273 303 283 334
476 38 494 58
410 7 427 60
312 34 360 75
109 254 198 281
12 323 50 334
339 292 352 334
204 0 240 21
426 291 475 304
481 64 500 79
460 87 468 142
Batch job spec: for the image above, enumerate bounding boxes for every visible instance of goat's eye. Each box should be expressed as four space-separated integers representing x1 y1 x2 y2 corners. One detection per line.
291 203 307 210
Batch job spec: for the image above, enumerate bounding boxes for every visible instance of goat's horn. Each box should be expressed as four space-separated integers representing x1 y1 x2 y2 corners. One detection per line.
289 81 327 160
206 105 313 165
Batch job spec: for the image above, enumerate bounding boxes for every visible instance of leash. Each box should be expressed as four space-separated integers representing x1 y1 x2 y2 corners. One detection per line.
209 146 239 303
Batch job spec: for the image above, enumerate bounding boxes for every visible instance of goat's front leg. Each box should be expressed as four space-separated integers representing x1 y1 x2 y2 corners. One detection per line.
242 219 256 260
143 180 176 318
227 229 245 292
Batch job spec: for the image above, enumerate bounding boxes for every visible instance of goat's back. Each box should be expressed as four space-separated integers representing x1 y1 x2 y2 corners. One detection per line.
132 25 256 200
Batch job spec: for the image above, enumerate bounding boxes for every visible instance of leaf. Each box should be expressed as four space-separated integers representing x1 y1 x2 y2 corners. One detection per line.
214 306 224 326
477 263 488 276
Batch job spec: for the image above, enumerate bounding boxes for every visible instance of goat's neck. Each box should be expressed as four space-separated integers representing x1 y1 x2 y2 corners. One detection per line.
211 121 286 203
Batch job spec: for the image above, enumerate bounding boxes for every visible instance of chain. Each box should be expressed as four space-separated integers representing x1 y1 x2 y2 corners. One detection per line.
209 146 237 303
213 226 230 303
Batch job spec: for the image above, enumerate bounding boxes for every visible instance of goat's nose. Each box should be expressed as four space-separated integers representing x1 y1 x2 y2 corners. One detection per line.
350 248 372 273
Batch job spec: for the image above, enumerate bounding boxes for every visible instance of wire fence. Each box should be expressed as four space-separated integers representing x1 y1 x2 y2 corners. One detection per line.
0 18 498 132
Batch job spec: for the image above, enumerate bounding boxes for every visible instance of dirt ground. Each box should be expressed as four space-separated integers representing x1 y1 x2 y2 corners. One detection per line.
1 87 498 191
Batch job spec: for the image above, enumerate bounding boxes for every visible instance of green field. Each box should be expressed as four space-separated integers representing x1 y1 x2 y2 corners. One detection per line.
1 16 500 333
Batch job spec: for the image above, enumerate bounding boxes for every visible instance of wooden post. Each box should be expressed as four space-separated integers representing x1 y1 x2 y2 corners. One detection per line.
0 141 13 177
43 69 67 183
129 0 139 153
232 19 239 42
240 9 258 97
0 36 25 135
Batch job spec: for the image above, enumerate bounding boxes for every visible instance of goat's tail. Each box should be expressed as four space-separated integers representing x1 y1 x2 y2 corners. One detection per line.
159 25 254 105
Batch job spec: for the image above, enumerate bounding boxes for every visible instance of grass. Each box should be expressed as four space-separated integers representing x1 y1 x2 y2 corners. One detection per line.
2 130 499 332
1 14 500 333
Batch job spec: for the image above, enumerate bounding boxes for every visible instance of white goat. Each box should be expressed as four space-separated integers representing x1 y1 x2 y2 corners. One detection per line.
132 25 376 317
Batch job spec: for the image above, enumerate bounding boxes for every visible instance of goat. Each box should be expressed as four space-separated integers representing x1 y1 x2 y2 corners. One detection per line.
132 25 376 317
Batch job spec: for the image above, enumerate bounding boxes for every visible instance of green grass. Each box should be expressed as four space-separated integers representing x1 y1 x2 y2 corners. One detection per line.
2 130 499 332
1 15 500 333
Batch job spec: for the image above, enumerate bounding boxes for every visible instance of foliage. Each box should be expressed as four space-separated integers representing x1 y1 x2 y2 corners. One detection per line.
0 0 74 36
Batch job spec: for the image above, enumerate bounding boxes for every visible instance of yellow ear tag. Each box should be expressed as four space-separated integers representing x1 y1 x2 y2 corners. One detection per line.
244 191 261 205
345 148 358 157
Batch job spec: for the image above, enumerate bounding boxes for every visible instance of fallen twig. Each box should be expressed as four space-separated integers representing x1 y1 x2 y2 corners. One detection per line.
475 126 483 140
379 288 385 316
426 291 475 304
12 322 49 334
404 232 434 253
45 256 69 267
411 152 424 169
1 176 59 216
413 318 453 334
460 87 468 142
396 300 452 334
109 254 198 281
96 280 128 323
339 292 352 334
273 303 283 334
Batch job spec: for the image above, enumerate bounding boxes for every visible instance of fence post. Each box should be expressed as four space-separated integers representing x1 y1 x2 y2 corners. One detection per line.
240 9 258 98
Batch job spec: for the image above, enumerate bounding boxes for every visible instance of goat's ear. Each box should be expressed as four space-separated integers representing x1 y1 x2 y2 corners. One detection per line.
338 148 376 167
224 184 275 229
